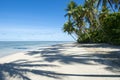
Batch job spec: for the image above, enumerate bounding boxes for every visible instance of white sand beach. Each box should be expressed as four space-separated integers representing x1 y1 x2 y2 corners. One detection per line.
0 43 120 80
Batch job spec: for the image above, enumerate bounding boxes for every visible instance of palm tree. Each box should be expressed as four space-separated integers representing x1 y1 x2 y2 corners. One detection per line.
63 0 120 43
63 21 77 41
63 0 97 42
63 1 79 41
97 0 120 12
84 0 97 28
75 5 92 41
99 6 110 23
112 0 120 11
65 0 77 21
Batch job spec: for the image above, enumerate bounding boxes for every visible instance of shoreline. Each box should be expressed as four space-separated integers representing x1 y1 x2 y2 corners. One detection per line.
0 41 73 58
0 42 120 80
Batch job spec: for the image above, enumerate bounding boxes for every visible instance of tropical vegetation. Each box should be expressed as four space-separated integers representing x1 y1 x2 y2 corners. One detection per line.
63 0 120 45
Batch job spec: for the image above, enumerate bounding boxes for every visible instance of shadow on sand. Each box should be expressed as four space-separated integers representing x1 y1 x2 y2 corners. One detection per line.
0 60 62 80
27 44 120 73
78 43 120 49
0 43 120 80
0 60 120 80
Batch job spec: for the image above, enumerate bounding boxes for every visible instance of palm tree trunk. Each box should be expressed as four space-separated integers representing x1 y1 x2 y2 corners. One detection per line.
84 29 91 41
70 34 77 41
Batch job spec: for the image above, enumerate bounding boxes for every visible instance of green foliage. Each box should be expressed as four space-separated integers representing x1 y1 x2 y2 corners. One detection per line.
63 0 120 45
89 30 103 43
77 33 90 43
77 29 104 43
102 12 120 45
77 12 120 45
63 21 75 34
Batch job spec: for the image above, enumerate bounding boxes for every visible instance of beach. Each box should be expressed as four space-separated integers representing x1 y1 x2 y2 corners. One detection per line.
0 43 120 80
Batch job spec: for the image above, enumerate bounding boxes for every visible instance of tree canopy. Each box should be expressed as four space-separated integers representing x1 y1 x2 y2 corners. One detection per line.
63 0 120 45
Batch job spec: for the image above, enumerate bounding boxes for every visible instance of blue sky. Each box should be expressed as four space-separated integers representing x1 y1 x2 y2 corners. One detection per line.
0 0 84 41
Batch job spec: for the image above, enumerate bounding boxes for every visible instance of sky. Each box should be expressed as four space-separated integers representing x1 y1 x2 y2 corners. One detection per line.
0 0 84 41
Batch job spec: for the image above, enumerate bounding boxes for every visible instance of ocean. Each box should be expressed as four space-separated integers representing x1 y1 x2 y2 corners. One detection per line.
0 41 71 58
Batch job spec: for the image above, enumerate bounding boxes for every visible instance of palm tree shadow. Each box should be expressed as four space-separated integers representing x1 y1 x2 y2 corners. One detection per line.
28 47 61 56
90 51 120 73
1 44 120 80
0 60 62 80
27 44 120 73
42 54 99 65
76 43 120 72
27 47 96 65
0 61 120 80
78 43 120 49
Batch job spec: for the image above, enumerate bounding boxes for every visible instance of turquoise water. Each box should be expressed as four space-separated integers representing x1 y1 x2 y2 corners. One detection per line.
0 41 70 58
